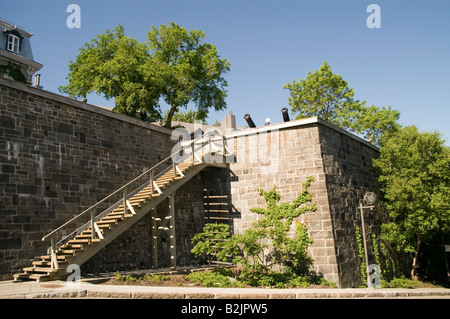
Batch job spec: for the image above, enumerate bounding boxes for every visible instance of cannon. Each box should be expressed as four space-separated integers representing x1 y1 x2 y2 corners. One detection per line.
244 114 256 128
281 107 290 122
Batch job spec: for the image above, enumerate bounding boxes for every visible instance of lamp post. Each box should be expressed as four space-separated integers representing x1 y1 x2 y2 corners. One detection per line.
359 192 376 288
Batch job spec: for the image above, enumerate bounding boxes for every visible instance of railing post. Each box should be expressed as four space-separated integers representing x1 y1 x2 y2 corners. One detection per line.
91 209 96 240
169 194 176 269
123 187 128 215
150 170 155 195
222 136 226 157
173 161 176 178
50 235 58 270
209 133 212 154
191 141 195 164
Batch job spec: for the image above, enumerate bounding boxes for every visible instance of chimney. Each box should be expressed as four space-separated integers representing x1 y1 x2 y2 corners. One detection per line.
32 74 43 89
220 110 236 133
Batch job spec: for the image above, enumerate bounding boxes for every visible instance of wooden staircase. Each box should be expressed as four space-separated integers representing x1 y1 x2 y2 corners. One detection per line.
14 135 229 282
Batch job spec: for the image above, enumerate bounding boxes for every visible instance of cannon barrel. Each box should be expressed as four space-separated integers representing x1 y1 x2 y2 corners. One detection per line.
281 108 290 122
244 114 256 128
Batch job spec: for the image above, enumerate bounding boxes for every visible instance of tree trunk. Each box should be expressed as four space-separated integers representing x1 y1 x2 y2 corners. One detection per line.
411 235 423 280
164 105 177 128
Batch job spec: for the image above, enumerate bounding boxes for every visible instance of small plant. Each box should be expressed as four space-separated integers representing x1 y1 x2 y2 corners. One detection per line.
185 269 242 288
114 272 168 283
190 177 328 288
191 223 231 266
354 225 367 286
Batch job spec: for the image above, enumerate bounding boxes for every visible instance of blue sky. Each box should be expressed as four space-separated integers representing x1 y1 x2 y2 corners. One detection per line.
3 0 450 144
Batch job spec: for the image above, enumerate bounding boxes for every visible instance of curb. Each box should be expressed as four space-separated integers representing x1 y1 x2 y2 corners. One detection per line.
18 287 450 299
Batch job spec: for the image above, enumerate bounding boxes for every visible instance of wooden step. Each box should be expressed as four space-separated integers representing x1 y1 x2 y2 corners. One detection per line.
61 244 83 249
98 217 122 223
57 249 78 255
68 238 91 244
23 267 55 274
28 273 52 282
96 220 117 226
41 255 66 262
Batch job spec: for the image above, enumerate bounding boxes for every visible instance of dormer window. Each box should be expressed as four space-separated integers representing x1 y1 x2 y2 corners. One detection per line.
4 29 23 53
7 34 20 53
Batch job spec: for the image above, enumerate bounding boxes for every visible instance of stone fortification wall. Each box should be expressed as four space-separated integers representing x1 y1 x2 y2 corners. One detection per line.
0 78 176 280
0 77 383 287
213 118 381 287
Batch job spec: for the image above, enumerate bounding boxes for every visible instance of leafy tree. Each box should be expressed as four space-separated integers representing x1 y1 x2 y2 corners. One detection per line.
283 61 364 130
59 26 161 121
284 61 401 146
147 22 230 128
353 105 401 146
164 109 207 124
59 23 230 127
373 126 450 279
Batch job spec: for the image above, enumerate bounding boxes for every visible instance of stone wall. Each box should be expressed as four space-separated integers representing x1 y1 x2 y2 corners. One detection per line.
0 78 176 280
218 118 382 287
81 176 205 273
319 123 383 287
0 77 383 287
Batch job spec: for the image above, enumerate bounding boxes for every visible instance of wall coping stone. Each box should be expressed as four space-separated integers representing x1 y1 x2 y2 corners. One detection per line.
0 77 173 136
224 116 379 152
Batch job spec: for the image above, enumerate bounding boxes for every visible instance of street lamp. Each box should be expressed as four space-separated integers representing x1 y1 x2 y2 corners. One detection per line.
359 192 377 288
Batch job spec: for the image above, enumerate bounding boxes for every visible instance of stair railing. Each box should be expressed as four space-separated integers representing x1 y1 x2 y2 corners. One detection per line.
41 132 227 270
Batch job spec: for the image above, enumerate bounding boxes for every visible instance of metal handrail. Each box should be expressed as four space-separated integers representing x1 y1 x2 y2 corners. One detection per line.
41 134 210 243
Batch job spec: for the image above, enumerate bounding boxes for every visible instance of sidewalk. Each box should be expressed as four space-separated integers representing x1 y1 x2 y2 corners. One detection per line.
1 280 450 299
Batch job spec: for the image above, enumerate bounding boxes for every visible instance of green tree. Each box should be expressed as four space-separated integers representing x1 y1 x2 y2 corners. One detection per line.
283 61 364 130
353 105 401 146
283 61 401 146
147 22 230 128
164 109 207 124
59 26 161 121
59 23 230 127
373 126 450 279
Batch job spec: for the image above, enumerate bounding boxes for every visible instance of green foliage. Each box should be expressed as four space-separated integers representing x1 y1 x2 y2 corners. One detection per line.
283 61 364 130
148 22 230 128
0 62 27 83
222 177 317 277
373 125 450 278
185 268 242 288
191 223 231 265
114 271 168 283
164 109 207 124
59 22 230 127
381 277 440 289
354 225 367 285
353 105 401 146
284 61 401 146
191 177 326 287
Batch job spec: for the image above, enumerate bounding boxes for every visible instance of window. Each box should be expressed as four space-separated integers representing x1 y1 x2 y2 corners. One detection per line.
7 34 20 53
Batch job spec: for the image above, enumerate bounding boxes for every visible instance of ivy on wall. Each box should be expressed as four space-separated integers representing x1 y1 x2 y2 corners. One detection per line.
0 62 26 83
